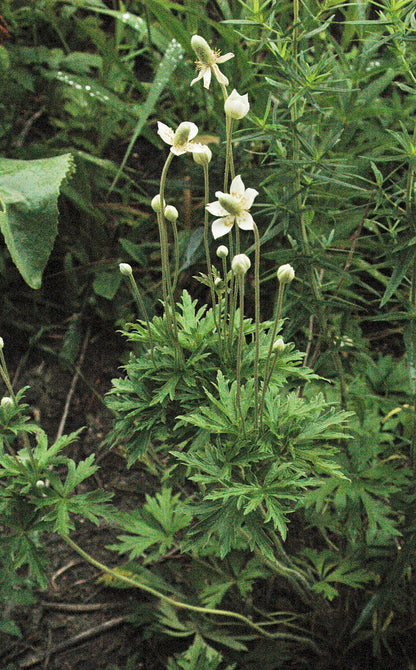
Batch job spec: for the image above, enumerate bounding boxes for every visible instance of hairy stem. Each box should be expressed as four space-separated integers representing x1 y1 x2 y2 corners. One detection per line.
126 274 155 365
253 223 261 427
259 282 285 429
236 274 247 437
159 153 183 364
202 164 221 354
170 218 180 294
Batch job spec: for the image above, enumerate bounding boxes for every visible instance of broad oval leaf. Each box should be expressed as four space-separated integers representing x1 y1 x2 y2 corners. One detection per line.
0 154 74 288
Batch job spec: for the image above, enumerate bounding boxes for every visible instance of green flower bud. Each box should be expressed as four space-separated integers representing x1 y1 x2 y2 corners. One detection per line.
214 277 222 287
277 263 295 284
0 336 3 349
164 205 179 222
151 194 162 212
272 338 285 353
216 245 229 259
119 263 133 276
193 145 212 167
224 89 250 120
232 254 251 275
1 396 13 410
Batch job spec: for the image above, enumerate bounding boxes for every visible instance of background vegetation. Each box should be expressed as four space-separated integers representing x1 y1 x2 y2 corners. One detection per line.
2 0 416 668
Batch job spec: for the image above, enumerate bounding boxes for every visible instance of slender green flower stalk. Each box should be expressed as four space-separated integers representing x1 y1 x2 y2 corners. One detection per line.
217 245 229 345
119 264 155 365
157 121 207 363
259 278 290 430
164 205 180 293
404 124 416 462
195 149 223 355
232 254 251 437
158 156 185 363
227 267 239 354
262 266 295 408
406 125 416 306
252 222 261 427
152 188 176 346
224 90 249 191
194 148 214 283
224 115 234 192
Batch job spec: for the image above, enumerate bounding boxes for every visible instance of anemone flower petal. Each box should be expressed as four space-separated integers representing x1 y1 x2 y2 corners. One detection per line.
236 211 254 230
241 188 259 209
190 71 203 87
212 64 228 86
186 123 199 142
212 216 234 239
206 201 229 217
230 175 245 197
217 52 235 63
202 67 212 89
187 141 207 154
157 122 174 145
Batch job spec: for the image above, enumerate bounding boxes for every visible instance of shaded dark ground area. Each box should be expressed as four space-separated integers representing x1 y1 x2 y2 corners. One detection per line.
0 326 172 670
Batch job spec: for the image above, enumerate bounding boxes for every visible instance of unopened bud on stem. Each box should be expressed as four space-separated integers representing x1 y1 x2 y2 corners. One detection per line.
277 264 295 284
232 254 251 276
119 263 133 277
216 245 228 259
272 338 285 354
193 145 212 167
151 194 162 213
224 89 249 120
164 205 179 222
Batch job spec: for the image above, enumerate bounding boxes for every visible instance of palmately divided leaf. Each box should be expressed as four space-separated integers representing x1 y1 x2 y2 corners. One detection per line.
110 488 192 561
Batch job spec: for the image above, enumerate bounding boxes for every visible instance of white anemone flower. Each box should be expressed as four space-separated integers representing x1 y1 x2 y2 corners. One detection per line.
190 35 234 89
224 89 250 119
206 175 258 239
157 121 205 156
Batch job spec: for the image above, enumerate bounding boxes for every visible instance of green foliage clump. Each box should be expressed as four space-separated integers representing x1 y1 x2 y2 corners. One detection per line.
2 0 416 667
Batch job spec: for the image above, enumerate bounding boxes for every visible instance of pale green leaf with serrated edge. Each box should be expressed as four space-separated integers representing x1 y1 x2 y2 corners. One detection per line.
0 154 74 288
